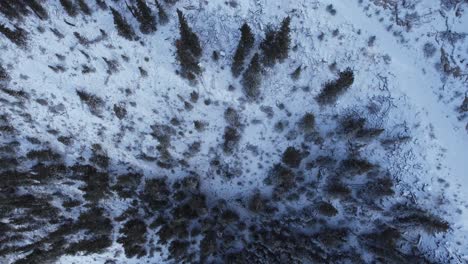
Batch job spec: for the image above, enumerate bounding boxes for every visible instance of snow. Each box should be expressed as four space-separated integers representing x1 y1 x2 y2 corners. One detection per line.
1 0 468 263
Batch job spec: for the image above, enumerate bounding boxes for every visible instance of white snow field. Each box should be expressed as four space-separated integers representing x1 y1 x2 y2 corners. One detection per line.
0 0 467 263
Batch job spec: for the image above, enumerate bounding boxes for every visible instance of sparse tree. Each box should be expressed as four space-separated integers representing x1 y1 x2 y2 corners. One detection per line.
155 0 169 25
241 53 262 99
110 7 136 40
60 0 78 17
231 23 255 77
176 9 202 80
134 0 156 34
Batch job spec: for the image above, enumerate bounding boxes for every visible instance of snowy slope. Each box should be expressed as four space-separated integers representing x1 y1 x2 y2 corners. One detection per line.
1 0 467 263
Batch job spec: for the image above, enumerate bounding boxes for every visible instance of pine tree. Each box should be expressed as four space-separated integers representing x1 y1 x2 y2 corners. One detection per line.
260 27 277 67
155 0 169 25
177 9 202 57
176 9 202 80
60 0 78 17
275 16 291 62
0 24 27 47
231 23 255 77
77 0 92 15
260 17 292 67
242 53 262 99
110 7 136 40
26 0 48 20
134 0 156 34
316 68 354 105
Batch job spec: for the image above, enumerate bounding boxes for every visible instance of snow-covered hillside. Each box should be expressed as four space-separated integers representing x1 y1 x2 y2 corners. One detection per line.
0 0 467 263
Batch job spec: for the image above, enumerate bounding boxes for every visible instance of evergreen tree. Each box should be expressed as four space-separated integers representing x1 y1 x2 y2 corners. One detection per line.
260 16 292 67
260 27 277 67
135 0 156 34
0 1 30 19
275 16 291 62
231 23 255 77
0 24 27 47
60 0 78 17
241 53 262 99
26 0 49 20
155 0 169 25
176 9 202 80
110 7 136 40
77 0 92 15
316 68 354 105
0 65 9 81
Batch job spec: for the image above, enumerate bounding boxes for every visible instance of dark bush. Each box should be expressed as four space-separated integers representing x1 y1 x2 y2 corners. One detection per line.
76 90 104 116
241 53 262 99
282 147 303 168
223 126 241 153
316 201 338 217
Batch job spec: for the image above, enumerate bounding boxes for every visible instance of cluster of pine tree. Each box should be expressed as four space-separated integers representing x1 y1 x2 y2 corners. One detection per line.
109 1 169 39
175 9 202 81
234 17 291 100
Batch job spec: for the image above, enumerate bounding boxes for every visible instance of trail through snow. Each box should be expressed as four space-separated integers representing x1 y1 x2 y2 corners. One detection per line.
334 1 468 226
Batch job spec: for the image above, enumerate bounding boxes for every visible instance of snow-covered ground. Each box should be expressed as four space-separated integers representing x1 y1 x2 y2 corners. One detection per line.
1 0 467 263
